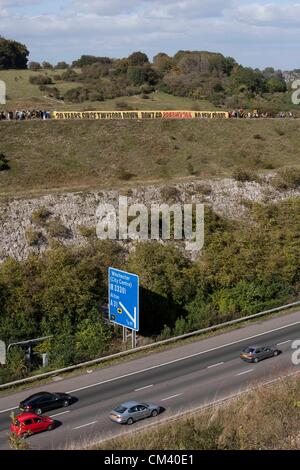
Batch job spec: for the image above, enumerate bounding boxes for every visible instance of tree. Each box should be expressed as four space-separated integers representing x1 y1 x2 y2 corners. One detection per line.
42 61 53 69
28 61 41 71
127 65 159 87
266 77 287 93
55 61 70 70
0 37 29 69
153 53 173 73
72 55 112 68
127 51 149 66
230 66 267 94
75 318 110 362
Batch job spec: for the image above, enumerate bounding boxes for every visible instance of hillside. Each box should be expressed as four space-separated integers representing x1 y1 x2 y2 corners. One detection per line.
1 119 300 198
0 69 215 112
0 47 298 114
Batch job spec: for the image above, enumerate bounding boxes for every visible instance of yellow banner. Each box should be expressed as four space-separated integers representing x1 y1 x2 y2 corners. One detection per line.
52 110 229 120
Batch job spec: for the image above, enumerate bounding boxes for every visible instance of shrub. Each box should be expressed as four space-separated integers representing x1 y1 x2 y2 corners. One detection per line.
253 133 265 140
29 75 53 85
25 229 45 247
42 61 53 70
47 218 72 239
31 207 51 226
232 168 256 182
271 167 300 190
117 166 135 181
28 61 41 71
64 87 89 103
186 162 196 176
0 153 10 171
78 225 97 238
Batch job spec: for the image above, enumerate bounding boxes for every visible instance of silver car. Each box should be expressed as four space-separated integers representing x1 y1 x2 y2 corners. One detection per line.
110 400 160 425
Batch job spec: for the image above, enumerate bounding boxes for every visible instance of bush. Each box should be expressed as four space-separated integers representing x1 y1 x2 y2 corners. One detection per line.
29 75 53 86
117 166 135 181
232 168 256 182
186 162 196 176
271 167 300 190
25 229 45 247
64 87 89 103
78 225 97 238
28 61 41 71
47 218 72 239
31 207 51 226
0 153 10 171
160 186 181 202
42 61 53 70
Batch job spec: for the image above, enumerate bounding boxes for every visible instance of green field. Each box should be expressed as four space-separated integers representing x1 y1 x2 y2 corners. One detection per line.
0 69 215 112
0 119 300 197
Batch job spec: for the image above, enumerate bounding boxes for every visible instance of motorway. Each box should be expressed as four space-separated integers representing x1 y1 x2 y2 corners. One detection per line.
0 310 299 450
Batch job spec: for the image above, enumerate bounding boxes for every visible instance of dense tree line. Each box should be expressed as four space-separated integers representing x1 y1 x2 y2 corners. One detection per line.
0 36 289 107
0 200 299 383
58 50 287 105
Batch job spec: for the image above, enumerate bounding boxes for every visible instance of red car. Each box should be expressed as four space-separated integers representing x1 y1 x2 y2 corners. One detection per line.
10 412 54 438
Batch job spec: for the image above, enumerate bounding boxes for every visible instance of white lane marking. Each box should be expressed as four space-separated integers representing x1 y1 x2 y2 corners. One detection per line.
0 406 18 414
134 384 153 392
207 362 224 369
66 320 300 395
161 393 183 402
49 411 70 418
277 340 292 346
73 421 97 430
236 369 254 376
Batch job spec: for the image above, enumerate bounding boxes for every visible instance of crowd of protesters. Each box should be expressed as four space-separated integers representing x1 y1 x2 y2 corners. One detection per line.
0 110 51 121
229 109 296 119
0 109 297 121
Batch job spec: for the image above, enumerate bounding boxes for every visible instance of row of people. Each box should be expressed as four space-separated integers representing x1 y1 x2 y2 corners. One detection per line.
229 110 296 118
0 110 51 121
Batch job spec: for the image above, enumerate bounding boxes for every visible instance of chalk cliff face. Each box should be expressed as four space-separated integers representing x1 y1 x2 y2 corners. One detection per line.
0 175 299 262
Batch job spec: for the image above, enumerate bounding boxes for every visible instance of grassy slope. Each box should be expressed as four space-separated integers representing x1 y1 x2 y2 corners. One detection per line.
0 119 300 197
0 69 214 111
87 374 300 450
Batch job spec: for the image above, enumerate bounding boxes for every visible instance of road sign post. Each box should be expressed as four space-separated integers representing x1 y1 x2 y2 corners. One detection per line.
0 340 6 365
109 268 139 345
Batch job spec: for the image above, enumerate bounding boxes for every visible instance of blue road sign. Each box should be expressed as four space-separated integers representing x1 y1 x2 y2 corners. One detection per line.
109 267 139 332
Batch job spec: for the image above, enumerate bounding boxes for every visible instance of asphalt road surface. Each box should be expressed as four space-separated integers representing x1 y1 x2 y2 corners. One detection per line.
0 310 299 450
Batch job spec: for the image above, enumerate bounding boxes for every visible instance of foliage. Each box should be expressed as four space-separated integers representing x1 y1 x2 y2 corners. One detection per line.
0 200 299 378
271 167 300 190
232 168 257 182
29 75 53 86
25 228 45 247
0 152 10 171
0 37 29 69
28 61 41 71
47 218 71 239
31 207 51 226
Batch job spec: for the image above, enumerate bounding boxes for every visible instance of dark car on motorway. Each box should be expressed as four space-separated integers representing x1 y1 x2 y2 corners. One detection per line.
240 345 281 363
110 400 161 425
19 391 73 415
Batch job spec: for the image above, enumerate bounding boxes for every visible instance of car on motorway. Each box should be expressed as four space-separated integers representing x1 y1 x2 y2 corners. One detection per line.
10 412 54 438
240 345 281 363
110 400 161 425
19 391 73 415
